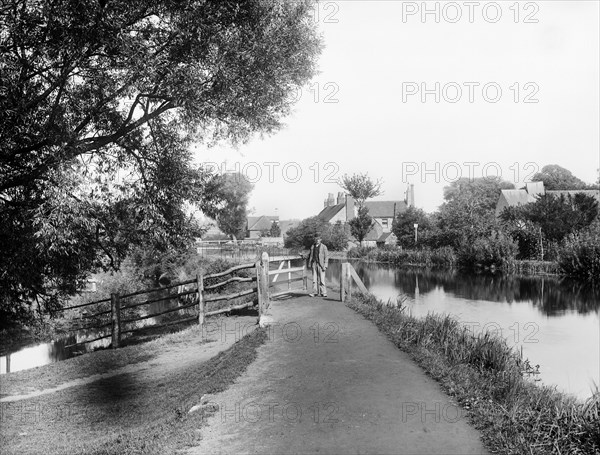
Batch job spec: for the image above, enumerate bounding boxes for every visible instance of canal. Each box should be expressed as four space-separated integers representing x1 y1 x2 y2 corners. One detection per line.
327 261 599 402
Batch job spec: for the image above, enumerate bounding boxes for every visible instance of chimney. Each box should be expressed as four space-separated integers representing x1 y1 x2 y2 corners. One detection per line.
337 192 345 205
327 193 335 207
346 195 355 220
409 184 415 207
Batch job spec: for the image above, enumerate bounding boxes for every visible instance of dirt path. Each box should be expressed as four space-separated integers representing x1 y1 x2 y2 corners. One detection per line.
186 296 489 455
0 316 257 403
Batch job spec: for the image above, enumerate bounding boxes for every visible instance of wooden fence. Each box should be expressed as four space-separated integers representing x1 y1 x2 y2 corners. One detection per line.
55 253 306 349
339 262 369 302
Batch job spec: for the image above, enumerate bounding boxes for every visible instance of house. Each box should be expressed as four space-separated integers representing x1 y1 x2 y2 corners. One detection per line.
246 215 279 239
316 185 415 247
201 222 229 241
278 219 300 236
376 231 398 248
496 182 600 217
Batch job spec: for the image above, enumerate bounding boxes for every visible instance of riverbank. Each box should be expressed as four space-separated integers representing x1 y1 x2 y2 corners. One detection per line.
347 292 600 455
0 255 255 358
0 317 267 454
346 246 563 277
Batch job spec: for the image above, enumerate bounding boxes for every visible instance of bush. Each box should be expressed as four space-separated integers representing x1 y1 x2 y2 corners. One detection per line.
558 227 600 281
284 217 348 251
347 245 457 267
457 231 518 270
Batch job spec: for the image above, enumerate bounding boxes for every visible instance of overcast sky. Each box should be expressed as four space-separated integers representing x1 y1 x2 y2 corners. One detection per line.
194 0 599 220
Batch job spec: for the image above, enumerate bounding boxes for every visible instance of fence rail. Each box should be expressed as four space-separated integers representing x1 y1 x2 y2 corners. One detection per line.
61 253 306 349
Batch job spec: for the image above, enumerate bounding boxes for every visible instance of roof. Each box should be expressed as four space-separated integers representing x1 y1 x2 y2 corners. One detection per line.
363 222 384 241
377 232 396 243
546 190 600 202
279 219 300 235
316 204 345 222
499 189 536 206
526 181 545 196
364 201 407 218
247 215 279 231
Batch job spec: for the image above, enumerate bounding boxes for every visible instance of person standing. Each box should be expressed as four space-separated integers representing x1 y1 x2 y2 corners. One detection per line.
307 236 329 297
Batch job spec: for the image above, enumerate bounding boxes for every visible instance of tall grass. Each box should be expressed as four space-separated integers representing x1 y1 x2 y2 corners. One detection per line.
347 246 457 267
348 293 600 454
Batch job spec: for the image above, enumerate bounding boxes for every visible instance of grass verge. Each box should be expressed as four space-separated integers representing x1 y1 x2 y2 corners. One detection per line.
347 293 600 455
0 319 216 396
1 327 268 455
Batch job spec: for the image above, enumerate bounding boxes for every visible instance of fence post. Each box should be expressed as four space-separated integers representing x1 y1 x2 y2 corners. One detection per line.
346 262 352 301
257 252 270 324
302 261 307 291
111 293 121 348
340 262 352 302
287 259 291 290
340 263 346 302
197 273 204 325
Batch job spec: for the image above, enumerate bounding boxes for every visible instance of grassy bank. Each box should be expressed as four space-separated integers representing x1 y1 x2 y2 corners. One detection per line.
347 246 563 277
347 293 599 455
1 319 230 396
1 327 268 455
0 255 256 355
347 246 457 267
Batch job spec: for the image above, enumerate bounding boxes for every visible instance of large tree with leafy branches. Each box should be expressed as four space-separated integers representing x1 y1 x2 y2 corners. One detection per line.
436 177 514 247
531 164 590 190
0 0 322 323
338 173 383 207
203 173 254 242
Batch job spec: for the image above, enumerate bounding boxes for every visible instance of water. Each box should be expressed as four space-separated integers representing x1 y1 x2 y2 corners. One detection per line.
0 301 189 375
0 332 111 375
327 261 600 402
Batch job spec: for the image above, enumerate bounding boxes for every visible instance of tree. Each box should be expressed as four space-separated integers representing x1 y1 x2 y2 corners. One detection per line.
338 173 383 207
436 177 514 247
348 206 374 246
531 165 589 190
500 192 599 244
338 173 383 245
284 217 348 251
203 173 253 242
0 0 322 321
284 217 330 250
324 221 350 251
392 206 431 248
269 222 281 238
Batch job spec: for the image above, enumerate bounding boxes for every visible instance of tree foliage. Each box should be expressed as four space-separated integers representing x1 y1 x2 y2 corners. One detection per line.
436 177 514 247
531 164 590 190
202 173 253 241
348 206 374 245
0 0 322 320
500 193 599 244
284 217 348 251
558 220 600 281
269 222 281 238
338 173 383 207
392 206 430 248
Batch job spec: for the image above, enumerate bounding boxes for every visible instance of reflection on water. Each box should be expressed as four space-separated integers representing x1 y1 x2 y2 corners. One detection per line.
0 293 186 375
1 334 111 375
327 261 600 401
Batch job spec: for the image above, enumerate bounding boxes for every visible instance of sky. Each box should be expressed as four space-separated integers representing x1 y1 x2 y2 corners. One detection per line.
194 0 600 220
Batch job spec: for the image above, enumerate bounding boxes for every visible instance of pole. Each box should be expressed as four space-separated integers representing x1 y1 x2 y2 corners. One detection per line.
258 252 270 322
111 293 121 349
197 273 204 325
